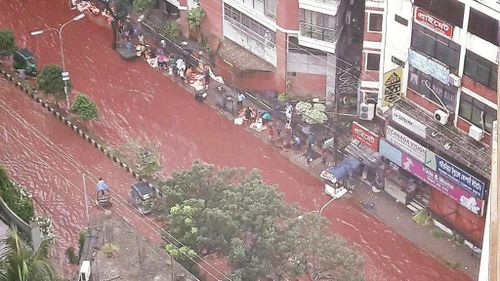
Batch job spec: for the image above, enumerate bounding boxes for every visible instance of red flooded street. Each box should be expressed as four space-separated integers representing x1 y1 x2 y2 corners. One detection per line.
0 1 472 281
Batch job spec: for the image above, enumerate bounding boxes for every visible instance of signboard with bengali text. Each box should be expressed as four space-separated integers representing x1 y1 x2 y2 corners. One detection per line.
414 7 453 38
386 126 427 163
351 122 380 152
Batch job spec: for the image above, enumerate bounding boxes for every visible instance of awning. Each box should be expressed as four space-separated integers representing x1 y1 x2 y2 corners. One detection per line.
217 39 276 72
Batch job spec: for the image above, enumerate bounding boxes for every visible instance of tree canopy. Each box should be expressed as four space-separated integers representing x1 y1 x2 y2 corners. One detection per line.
157 162 365 281
0 30 17 57
37 65 70 101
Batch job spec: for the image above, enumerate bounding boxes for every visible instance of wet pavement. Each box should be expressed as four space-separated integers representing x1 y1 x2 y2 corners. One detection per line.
0 1 473 281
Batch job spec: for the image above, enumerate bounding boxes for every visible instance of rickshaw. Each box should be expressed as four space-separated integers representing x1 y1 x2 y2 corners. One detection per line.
320 157 361 199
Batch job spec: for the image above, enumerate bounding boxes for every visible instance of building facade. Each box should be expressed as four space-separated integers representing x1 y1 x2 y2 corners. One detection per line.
364 0 499 246
161 0 351 101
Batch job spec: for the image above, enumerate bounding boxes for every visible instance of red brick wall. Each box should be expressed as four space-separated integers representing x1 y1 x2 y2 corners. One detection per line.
200 0 223 39
462 75 497 104
288 72 326 98
363 12 383 42
276 0 299 30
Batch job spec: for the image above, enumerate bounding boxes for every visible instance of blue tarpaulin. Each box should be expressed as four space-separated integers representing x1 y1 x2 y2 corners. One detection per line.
326 157 361 179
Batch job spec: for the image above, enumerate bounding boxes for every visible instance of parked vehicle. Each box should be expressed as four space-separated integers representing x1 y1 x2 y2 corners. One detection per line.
130 181 157 215
13 48 38 76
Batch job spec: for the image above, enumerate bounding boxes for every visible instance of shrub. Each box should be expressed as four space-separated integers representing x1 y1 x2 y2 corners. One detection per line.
70 93 99 120
0 166 34 223
37 64 69 101
101 242 120 257
0 30 17 57
66 247 79 265
133 0 156 12
32 215 55 242
161 21 181 41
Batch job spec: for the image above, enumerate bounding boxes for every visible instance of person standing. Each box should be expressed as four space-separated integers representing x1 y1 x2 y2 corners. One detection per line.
96 177 109 197
237 92 246 108
138 33 144 45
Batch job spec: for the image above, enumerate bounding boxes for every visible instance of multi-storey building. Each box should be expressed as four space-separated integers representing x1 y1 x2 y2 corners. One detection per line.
361 0 499 247
160 0 351 102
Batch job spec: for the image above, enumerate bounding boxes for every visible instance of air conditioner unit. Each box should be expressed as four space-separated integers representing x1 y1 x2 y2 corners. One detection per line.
448 73 461 87
359 102 375 120
468 124 484 141
79 260 91 281
434 109 449 125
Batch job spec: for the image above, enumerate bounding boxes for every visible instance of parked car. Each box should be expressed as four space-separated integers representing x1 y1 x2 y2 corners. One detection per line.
13 48 38 76
130 181 157 215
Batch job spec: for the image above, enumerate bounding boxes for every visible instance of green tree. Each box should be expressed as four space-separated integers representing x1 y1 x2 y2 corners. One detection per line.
133 0 156 12
187 7 206 39
0 227 57 281
98 0 132 49
0 30 17 57
0 167 34 223
37 65 69 102
70 93 99 120
161 21 181 42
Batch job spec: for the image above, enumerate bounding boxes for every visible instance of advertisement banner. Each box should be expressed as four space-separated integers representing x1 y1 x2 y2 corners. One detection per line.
392 109 427 138
386 126 427 163
382 67 403 107
414 7 454 38
379 139 402 166
435 156 486 199
351 122 379 152
401 153 484 216
408 49 450 85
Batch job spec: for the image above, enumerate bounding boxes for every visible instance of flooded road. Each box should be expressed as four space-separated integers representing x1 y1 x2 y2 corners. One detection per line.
0 1 472 281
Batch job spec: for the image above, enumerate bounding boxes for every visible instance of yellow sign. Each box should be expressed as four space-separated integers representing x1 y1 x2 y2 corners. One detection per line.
383 67 403 107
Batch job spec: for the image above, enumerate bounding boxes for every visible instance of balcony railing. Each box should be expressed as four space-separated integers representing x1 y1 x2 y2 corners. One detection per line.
302 0 339 4
299 22 337 43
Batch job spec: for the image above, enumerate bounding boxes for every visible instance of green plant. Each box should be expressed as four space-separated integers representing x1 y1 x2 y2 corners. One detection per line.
277 92 289 103
78 227 88 251
0 30 17 57
187 7 206 38
70 93 99 120
37 64 70 101
66 247 79 265
132 0 155 12
0 167 34 223
161 21 181 41
32 216 55 243
101 242 120 257
412 209 431 225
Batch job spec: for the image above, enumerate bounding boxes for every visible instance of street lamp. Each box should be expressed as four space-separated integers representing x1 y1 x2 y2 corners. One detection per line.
31 13 85 109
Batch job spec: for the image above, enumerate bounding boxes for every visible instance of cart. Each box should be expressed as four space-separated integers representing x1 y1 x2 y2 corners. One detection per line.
96 193 112 208
320 157 361 199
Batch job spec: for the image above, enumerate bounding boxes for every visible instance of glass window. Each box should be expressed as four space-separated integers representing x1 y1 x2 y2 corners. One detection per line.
407 66 457 111
458 93 497 133
414 0 464 27
368 13 383 32
411 24 460 70
464 50 498 90
366 53 380 70
468 8 499 46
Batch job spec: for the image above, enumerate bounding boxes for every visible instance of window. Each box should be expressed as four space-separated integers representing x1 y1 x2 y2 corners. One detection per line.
464 51 498 91
300 9 337 43
224 4 276 45
468 8 499 46
407 66 458 111
414 0 464 27
411 24 460 70
366 53 380 70
395 14 408 26
264 0 276 19
458 93 497 133
368 13 383 32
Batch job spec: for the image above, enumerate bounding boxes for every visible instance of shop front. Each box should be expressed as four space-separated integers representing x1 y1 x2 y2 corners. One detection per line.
379 126 486 246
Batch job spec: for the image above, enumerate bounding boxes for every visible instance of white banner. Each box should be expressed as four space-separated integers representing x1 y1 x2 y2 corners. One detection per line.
392 109 427 138
386 126 427 163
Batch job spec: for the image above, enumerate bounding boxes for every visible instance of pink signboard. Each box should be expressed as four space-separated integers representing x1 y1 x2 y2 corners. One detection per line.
401 153 484 216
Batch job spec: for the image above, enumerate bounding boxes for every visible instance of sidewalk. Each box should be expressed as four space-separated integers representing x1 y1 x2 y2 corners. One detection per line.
123 16 480 280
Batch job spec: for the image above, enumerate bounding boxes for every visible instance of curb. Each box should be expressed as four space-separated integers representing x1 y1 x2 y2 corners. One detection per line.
1 66 151 187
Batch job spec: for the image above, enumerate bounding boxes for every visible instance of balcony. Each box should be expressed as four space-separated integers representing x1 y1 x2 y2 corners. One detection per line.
299 22 337 43
298 0 341 16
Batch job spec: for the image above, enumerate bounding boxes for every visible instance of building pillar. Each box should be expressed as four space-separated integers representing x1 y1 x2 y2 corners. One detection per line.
326 53 336 107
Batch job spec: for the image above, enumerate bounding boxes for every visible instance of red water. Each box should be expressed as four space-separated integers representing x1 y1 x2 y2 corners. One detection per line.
0 1 472 281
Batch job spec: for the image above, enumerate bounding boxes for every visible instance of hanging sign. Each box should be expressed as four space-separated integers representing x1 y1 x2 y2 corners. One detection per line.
379 139 402 166
435 156 487 199
382 67 403 107
392 109 427 138
408 49 449 85
401 153 484 216
351 122 379 152
386 126 427 163
414 7 454 38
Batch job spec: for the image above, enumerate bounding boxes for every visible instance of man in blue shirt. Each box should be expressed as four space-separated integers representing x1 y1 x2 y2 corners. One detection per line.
96 177 109 197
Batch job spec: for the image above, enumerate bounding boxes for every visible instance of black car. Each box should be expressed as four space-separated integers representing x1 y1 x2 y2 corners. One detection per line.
13 48 38 76
130 181 157 215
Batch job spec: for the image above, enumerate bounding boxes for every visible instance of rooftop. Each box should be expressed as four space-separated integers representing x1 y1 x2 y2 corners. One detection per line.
392 99 491 179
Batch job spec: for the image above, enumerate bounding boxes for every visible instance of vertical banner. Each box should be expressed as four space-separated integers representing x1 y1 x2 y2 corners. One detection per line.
382 67 403 107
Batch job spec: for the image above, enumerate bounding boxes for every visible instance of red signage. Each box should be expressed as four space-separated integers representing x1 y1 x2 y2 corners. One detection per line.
351 122 379 152
414 7 453 38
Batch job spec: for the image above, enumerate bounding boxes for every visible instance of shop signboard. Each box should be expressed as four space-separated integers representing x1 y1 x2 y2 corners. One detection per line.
386 126 427 163
435 155 486 199
392 109 427 138
401 153 484 216
408 49 449 85
382 67 403 107
379 139 402 166
414 7 454 38
351 122 379 152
